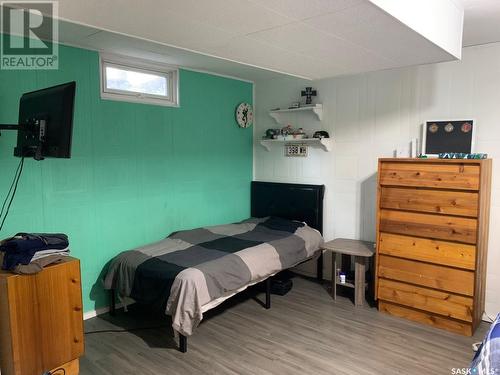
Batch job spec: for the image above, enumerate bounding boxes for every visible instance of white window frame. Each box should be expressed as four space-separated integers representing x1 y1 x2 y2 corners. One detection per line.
99 53 179 107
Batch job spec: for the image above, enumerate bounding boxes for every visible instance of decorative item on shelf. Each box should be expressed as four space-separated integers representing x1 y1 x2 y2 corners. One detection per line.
291 127 305 139
468 153 488 159
395 143 410 158
422 119 475 156
288 102 300 109
277 125 308 140
281 124 292 138
313 130 329 139
395 138 419 158
410 138 418 158
439 152 487 159
235 102 253 128
301 87 317 106
264 129 279 139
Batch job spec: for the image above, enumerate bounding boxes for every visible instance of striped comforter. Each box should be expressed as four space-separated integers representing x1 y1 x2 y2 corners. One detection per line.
103 217 323 336
471 314 500 375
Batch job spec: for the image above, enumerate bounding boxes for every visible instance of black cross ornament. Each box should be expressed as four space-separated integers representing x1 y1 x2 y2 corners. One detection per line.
301 87 317 105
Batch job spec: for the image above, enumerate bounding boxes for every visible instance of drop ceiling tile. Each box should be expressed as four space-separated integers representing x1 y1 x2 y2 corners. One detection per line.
247 21 394 75
209 36 330 78
161 0 294 36
312 48 396 75
303 2 383 37
248 0 362 20
305 3 452 65
247 22 338 54
60 0 236 50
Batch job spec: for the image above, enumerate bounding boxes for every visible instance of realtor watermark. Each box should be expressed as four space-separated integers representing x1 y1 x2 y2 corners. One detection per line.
1 1 58 69
451 368 496 375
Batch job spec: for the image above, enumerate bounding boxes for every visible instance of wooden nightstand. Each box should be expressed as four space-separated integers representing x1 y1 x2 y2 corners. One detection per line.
323 239 375 306
0 257 84 375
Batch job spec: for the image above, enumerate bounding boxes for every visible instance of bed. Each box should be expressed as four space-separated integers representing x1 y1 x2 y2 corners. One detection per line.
471 314 500 374
103 181 325 352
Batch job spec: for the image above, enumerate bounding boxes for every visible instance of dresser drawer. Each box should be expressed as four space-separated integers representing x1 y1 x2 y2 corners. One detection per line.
377 278 473 322
379 209 477 244
379 162 480 190
378 255 474 296
378 301 473 336
378 233 476 270
380 187 479 217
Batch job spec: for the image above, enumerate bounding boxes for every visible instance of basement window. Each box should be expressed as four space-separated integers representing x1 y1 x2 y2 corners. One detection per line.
100 54 178 107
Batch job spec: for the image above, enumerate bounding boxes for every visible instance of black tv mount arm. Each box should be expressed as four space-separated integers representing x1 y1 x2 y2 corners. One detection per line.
0 119 46 161
0 124 19 132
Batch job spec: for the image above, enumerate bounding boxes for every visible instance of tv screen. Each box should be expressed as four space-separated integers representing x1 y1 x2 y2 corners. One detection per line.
14 81 76 159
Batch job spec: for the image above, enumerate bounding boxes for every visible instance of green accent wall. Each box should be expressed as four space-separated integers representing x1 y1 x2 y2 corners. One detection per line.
0 43 253 313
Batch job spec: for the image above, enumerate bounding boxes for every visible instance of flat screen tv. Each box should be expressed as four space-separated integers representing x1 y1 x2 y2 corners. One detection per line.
14 81 76 160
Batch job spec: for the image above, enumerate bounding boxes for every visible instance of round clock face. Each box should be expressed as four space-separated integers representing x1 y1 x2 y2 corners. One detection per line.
236 102 253 128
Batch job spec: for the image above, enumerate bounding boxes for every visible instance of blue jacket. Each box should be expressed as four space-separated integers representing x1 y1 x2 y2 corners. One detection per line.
0 233 69 270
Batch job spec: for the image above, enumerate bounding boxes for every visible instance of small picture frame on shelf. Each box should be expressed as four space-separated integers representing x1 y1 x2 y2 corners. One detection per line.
422 119 476 157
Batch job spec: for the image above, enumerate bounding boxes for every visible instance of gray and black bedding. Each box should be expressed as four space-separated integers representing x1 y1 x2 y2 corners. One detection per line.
103 216 323 336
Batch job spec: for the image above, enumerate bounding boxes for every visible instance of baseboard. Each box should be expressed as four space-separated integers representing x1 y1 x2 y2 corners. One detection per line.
83 306 109 320
483 312 497 323
83 303 124 321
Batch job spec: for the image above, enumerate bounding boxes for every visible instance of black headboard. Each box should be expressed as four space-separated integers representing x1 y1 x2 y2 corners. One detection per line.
251 181 325 234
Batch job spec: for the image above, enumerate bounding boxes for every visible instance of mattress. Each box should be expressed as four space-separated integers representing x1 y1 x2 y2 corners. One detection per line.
103 216 324 336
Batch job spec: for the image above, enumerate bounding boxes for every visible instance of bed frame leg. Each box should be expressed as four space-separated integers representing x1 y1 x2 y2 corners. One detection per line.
110 289 116 316
265 278 271 309
179 334 187 353
317 251 324 281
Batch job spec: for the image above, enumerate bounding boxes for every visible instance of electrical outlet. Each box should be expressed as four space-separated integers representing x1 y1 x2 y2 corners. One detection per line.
285 144 308 157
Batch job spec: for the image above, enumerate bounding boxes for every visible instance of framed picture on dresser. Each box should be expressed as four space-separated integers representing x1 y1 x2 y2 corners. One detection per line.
422 119 476 156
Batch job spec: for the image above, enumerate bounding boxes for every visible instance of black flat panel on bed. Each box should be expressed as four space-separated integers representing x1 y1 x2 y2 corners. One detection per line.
251 181 325 234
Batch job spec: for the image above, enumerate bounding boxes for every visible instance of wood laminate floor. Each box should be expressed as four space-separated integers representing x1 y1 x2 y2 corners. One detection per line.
81 276 488 375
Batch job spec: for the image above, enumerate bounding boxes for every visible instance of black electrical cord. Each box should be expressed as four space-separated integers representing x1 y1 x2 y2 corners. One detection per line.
0 157 25 233
0 157 23 224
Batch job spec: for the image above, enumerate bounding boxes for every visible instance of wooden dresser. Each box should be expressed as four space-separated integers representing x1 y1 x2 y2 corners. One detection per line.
0 257 84 375
375 158 492 336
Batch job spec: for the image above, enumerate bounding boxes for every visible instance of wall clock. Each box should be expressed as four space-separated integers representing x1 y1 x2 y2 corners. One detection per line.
236 102 253 128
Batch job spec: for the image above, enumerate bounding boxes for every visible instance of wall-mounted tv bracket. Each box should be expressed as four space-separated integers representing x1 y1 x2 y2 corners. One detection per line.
0 124 18 132
0 118 47 161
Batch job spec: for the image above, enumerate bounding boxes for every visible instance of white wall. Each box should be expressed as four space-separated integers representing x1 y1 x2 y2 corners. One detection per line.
254 42 500 318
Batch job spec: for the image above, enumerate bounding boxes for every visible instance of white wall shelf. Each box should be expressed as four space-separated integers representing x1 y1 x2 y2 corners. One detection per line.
260 138 332 152
269 104 323 123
